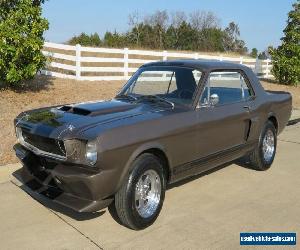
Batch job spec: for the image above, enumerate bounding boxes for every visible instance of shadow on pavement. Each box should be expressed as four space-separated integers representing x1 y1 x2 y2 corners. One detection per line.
11 157 255 223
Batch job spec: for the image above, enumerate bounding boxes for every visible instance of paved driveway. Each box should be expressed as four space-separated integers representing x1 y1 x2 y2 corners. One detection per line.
0 124 300 250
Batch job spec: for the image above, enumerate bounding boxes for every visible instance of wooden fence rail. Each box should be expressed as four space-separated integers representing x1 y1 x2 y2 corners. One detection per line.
41 42 273 81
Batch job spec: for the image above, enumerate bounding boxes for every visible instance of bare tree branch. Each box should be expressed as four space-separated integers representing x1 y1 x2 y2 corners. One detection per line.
190 10 220 31
171 11 187 29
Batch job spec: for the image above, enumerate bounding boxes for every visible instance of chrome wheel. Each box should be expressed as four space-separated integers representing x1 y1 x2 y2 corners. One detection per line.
135 169 161 218
262 129 275 162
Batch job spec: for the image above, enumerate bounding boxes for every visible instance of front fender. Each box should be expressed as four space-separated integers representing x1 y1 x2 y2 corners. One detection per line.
115 141 170 193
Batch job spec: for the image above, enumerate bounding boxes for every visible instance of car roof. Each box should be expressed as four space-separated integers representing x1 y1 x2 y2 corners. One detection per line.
141 59 249 71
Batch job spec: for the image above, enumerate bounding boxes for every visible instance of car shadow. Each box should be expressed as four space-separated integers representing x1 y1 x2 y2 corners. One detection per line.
234 156 258 170
167 163 232 190
107 202 124 227
12 169 105 221
11 158 254 223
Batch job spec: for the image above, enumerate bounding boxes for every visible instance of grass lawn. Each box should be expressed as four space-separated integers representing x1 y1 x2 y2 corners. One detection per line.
0 76 299 166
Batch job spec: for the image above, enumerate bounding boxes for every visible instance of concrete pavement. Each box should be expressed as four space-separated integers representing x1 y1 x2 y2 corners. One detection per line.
289 108 300 125
0 164 20 184
291 108 300 120
0 124 299 249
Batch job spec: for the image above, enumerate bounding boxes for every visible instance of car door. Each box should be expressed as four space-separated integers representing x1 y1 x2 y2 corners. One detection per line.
195 70 252 160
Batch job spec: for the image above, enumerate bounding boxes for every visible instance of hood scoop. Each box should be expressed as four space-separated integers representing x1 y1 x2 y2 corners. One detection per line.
58 100 137 117
59 105 72 112
59 106 92 116
72 107 91 116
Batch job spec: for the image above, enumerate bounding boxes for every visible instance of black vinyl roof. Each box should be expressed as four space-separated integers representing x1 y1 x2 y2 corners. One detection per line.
141 59 249 71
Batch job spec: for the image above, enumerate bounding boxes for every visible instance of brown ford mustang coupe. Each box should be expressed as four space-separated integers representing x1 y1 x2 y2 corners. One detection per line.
14 60 292 229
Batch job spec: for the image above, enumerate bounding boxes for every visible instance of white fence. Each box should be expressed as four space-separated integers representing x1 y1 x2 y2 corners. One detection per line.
41 42 273 81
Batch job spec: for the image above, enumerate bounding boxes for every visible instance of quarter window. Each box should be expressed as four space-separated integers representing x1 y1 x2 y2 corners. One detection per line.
200 71 253 106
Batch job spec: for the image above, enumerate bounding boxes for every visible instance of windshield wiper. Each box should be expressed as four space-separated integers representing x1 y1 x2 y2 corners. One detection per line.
137 95 175 108
115 93 138 101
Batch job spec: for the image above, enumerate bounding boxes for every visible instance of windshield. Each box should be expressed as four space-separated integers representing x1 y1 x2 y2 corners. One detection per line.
119 66 202 106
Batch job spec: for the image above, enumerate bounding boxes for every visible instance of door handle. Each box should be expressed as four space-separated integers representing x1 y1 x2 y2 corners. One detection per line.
243 105 250 110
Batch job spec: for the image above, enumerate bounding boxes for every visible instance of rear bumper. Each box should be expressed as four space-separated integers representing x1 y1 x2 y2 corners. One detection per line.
14 143 113 213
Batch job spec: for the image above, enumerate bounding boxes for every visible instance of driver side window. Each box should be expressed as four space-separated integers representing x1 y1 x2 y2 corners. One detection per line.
200 71 253 106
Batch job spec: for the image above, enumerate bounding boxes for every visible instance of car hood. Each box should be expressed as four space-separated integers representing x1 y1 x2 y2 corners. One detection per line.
15 99 170 140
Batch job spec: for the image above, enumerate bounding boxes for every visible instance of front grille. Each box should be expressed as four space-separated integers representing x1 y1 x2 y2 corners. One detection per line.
22 130 66 156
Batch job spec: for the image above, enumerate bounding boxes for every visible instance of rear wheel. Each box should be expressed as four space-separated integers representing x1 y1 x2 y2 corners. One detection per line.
113 153 166 230
249 120 277 171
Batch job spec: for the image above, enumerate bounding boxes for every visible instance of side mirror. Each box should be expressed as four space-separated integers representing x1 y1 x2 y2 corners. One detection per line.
210 93 219 106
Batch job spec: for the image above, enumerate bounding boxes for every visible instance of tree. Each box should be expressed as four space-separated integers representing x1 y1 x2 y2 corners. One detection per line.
103 31 127 48
171 11 187 29
32 0 46 6
258 51 268 60
250 48 258 58
176 21 196 50
65 10 248 55
164 25 177 49
68 33 90 46
189 10 221 51
168 11 187 49
223 22 240 51
223 22 247 54
190 10 220 31
68 32 102 46
200 28 225 52
271 0 300 85
144 10 169 49
128 10 142 46
0 0 49 87
266 45 274 58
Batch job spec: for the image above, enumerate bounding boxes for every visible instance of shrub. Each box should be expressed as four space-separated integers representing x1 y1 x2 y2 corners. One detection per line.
250 48 258 58
271 0 300 85
0 0 49 87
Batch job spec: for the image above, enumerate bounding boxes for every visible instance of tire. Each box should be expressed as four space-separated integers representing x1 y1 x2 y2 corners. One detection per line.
113 153 166 230
248 120 277 171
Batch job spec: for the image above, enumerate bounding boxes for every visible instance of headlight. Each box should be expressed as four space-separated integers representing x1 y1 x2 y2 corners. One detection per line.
85 140 98 166
64 139 98 166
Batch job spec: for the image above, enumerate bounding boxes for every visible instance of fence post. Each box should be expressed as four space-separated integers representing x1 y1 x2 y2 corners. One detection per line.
75 44 81 80
240 56 243 64
124 48 129 79
163 50 167 61
254 58 259 75
265 59 270 78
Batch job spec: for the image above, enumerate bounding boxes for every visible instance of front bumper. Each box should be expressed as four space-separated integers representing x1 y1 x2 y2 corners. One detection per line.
14 143 113 213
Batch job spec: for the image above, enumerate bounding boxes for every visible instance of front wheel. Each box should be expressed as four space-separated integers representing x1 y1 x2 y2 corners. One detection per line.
113 153 166 230
248 120 277 171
